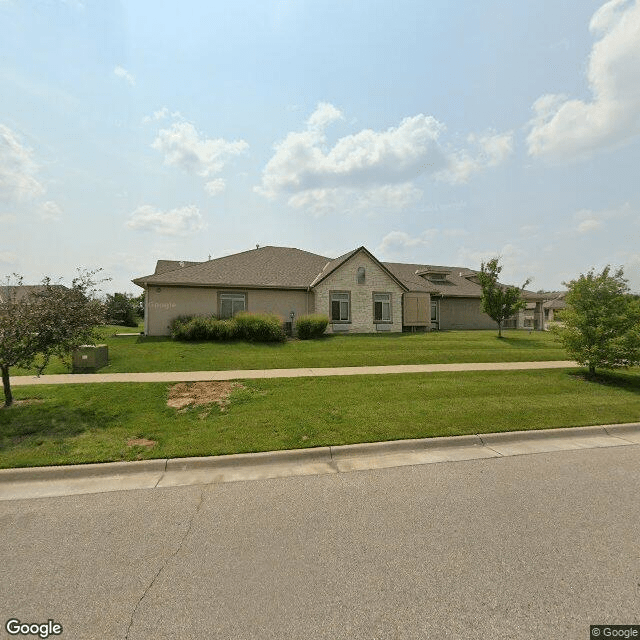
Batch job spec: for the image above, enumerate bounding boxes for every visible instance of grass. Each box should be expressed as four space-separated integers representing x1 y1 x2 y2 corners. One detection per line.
2 368 639 469
12 325 568 376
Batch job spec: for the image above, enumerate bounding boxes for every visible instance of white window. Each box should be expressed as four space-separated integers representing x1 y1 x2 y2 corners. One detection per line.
374 293 391 322
431 300 439 329
330 292 350 322
219 293 246 318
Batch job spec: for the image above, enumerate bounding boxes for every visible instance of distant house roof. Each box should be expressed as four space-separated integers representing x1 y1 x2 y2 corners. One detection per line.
132 245 543 299
0 284 69 303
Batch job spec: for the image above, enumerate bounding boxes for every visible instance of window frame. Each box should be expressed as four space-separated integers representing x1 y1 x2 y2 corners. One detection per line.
218 291 247 319
373 292 392 323
329 290 351 323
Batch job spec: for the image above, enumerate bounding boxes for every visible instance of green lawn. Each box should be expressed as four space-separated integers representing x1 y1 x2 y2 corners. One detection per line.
12 325 568 376
2 368 639 469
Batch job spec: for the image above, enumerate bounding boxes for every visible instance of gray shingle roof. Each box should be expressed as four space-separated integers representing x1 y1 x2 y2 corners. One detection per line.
132 245 543 300
133 246 331 289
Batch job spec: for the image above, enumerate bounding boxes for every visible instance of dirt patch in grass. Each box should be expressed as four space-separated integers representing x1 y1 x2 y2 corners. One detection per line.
127 438 156 449
167 381 245 412
6 399 45 408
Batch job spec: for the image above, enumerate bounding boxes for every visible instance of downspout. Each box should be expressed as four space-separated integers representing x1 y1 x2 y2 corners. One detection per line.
144 284 149 335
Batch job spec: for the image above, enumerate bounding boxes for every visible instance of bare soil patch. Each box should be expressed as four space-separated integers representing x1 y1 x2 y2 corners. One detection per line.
167 381 245 412
127 438 156 449
6 398 45 408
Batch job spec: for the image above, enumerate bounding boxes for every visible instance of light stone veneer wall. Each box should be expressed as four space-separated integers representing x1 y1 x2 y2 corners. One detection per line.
145 285 312 336
312 251 405 333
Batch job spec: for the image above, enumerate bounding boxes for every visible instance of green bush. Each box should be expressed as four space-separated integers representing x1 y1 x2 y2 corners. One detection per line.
234 312 286 343
295 314 329 339
170 313 285 342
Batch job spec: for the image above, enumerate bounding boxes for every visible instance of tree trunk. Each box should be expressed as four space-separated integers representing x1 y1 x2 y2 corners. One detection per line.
588 364 596 376
498 321 502 338
1 364 12 407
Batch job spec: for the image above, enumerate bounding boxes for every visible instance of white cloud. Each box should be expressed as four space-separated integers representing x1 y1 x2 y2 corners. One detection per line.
204 178 226 196
376 230 438 257
40 200 62 221
527 0 640 159
577 218 604 233
142 107 183 125
152 121 248 180
126 205 205 236
0 124 45 203
0 251 17 264
257 103 513 214
573 201 632 233
441 131 514 183
113 65 135 87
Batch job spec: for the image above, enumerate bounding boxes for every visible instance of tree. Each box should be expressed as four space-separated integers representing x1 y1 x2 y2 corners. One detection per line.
104 292 138 327
552 266 640 376
478 257 531 337
0 270 106 407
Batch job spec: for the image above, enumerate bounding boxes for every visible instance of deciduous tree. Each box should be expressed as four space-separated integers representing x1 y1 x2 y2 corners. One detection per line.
0 270 106 407
478 257 531 337
553 266 640 375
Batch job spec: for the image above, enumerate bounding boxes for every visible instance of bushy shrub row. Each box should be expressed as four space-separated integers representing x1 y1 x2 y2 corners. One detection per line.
295 314 329 339
169 313 285 342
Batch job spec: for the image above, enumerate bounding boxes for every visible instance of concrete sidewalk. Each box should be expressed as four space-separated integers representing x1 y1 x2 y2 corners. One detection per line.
10 359 578 385
1 422 638 501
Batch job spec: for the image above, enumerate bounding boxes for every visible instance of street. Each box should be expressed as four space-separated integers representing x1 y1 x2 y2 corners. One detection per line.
2 446 639 639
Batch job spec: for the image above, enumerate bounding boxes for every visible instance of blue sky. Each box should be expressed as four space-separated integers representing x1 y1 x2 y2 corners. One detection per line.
1 0 639 294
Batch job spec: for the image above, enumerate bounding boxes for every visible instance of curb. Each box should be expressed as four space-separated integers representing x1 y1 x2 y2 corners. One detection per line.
1 423 639 489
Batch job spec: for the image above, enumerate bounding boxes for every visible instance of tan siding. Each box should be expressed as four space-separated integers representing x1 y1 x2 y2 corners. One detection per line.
146 286 312 336
438 297 496 330
312 251 404 333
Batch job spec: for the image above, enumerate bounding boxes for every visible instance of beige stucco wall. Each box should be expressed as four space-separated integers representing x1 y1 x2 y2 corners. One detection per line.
144 285 312 336
438 297 496 330
312 251 405 333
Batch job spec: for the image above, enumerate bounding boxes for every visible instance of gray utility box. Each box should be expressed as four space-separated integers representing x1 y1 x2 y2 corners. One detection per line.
72 344 108 373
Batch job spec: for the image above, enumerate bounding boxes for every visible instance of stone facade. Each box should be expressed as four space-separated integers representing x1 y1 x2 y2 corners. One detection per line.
312 251 404 333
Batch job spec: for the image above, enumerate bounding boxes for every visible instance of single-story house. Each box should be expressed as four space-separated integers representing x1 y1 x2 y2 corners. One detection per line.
132 245 545 336
0 284 69 304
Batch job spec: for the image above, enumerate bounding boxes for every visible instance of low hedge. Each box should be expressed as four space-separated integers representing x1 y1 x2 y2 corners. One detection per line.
169 313 285 343
295 314 329 339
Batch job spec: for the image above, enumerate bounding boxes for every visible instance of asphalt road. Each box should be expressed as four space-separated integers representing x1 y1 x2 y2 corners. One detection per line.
2 446 639 639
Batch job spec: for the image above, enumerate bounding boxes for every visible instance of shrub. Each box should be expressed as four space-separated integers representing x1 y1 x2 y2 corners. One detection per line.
296 314 329 339
104 292 138 327
233 312 286 342
170 313 285 342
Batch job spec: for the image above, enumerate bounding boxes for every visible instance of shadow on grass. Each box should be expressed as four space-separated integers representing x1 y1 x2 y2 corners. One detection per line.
0 401 118 449
568 370 640 395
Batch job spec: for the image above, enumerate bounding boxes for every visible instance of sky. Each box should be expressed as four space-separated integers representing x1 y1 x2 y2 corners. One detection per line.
1 0 639 294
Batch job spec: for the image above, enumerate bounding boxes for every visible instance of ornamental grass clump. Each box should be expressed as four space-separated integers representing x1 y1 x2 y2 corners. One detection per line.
233 312 286 343
295 314 329 339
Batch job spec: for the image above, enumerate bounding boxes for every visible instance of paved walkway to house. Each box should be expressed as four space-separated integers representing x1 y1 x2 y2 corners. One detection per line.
10 360 578 385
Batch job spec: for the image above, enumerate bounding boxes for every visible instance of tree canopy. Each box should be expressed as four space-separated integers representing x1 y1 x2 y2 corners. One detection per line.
553 266 640 375
0 269 106 407
478 257 531 337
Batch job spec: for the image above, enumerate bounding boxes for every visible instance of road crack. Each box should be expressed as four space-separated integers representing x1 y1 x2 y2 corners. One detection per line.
124 487 205 639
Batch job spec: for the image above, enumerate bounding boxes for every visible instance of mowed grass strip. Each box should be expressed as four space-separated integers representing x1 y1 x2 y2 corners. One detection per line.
1 368 639 469
12 327 568 376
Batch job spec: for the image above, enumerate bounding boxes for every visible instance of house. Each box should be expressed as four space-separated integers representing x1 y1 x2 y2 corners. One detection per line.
132 245 545 336
0 284 69 304
543 292 567 326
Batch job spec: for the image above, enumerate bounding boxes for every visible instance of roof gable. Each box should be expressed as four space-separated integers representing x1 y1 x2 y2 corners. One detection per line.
310 246 408 291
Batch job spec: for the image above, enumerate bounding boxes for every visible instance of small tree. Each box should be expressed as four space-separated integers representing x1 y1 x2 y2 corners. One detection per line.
0 270 106 407
104 292 138 327
478 257 531 337
553 266 640 376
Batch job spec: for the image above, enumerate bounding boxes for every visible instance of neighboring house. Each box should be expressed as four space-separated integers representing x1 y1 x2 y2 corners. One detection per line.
543 292 567 326
132 245 545 336
0 284 69 304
